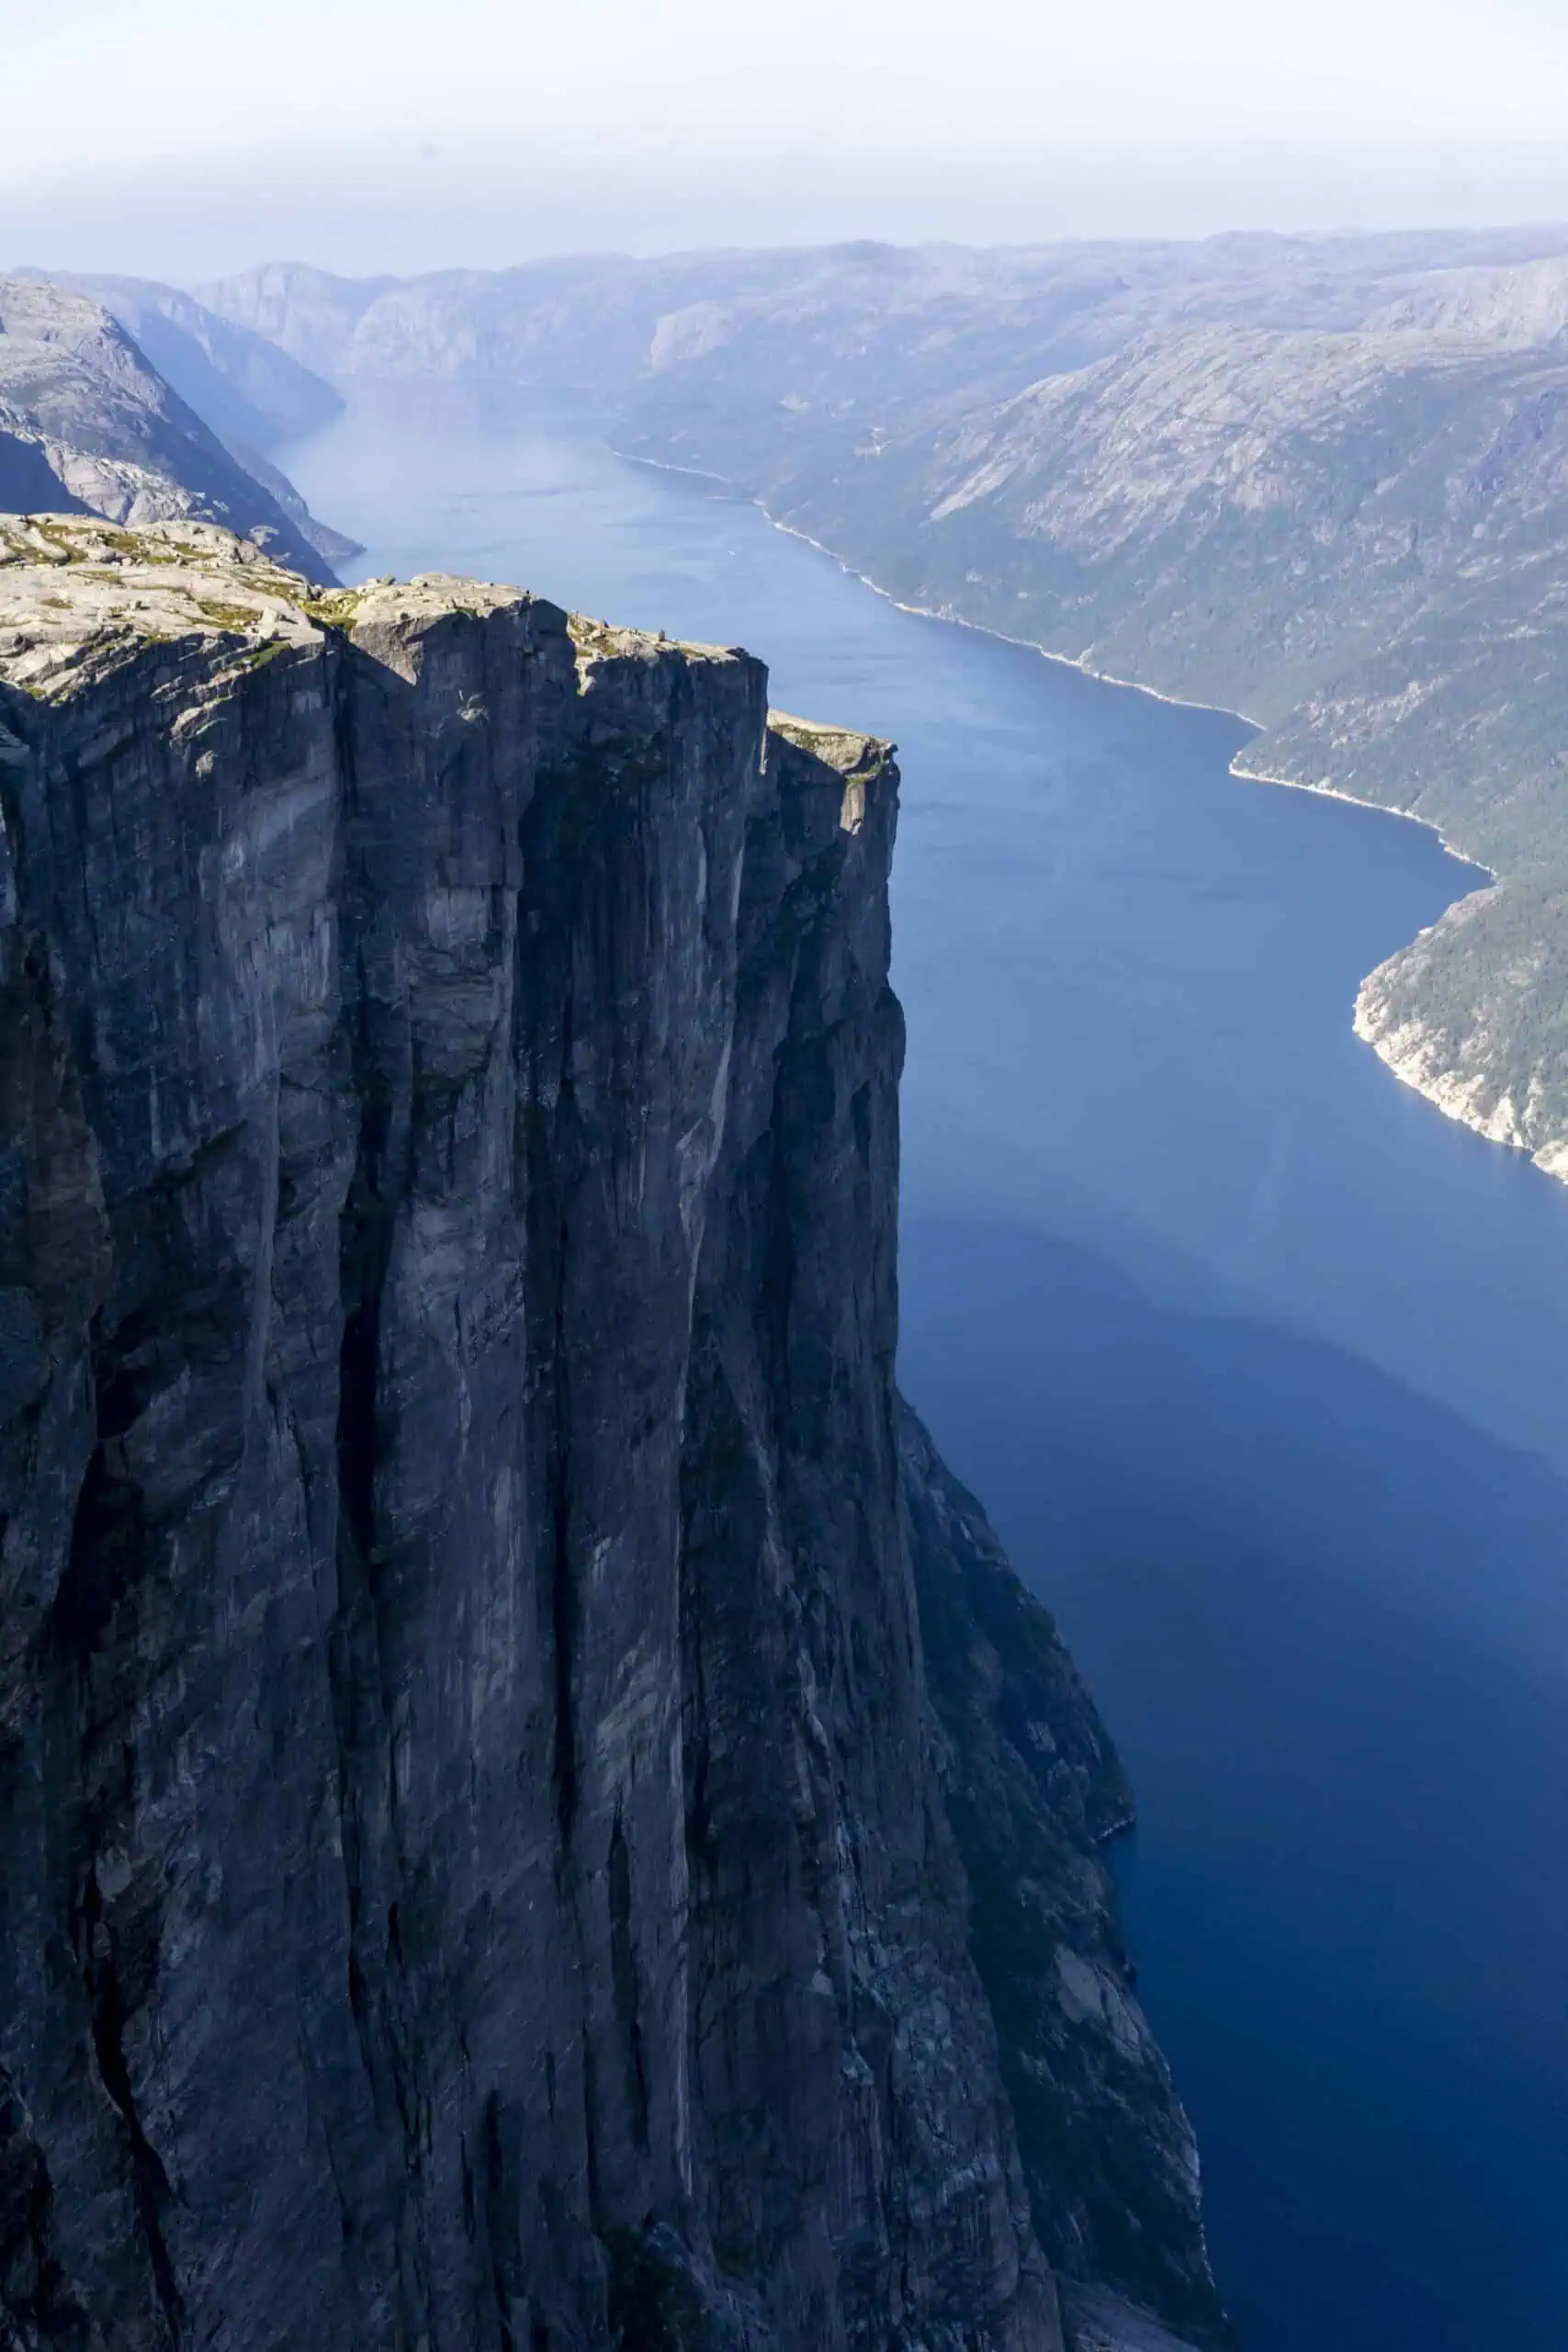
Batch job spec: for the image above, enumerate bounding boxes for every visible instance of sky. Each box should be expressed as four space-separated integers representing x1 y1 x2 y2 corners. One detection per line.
6 0 1568 280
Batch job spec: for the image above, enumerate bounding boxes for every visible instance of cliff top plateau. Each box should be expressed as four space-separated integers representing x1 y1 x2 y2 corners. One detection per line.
0 512 756 694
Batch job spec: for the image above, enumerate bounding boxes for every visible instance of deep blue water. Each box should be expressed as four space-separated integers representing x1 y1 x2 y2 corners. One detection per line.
288 407 1568 2352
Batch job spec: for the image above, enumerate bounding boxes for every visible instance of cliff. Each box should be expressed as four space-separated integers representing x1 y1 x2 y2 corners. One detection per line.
0 518 1218 2352
17 274 361 572
37 274 344 452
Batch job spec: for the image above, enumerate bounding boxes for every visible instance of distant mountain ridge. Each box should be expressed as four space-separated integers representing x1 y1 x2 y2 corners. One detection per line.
200 229 1568 1178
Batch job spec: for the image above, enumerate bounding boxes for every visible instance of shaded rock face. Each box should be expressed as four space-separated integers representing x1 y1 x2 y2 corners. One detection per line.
901 1415 1222 2346
0 525 1065 2351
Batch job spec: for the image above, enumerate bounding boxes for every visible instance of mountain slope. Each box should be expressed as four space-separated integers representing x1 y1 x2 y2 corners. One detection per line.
40 272 362 567
901 1407 1217 2344
201 228 1568 418
0 277 344 580
36 270 343 449
732 321 1568 1174
0 421 89 517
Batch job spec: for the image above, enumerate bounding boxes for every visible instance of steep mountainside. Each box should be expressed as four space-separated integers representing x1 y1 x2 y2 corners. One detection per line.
0 516 1220 2352
201 229 1568 1180
1365 254 1568 345
0 278 347 579
28 273 361 569
859 324 1568 1175
28 272 343 451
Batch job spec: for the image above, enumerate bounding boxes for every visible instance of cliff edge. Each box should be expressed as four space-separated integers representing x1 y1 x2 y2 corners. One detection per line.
0 519 1219 2351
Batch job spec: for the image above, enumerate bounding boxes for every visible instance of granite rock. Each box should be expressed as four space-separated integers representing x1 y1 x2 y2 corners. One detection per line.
0 519 1216 2352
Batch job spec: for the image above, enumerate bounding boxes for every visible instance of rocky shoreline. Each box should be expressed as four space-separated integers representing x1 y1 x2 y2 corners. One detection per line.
1353 958 1568 1184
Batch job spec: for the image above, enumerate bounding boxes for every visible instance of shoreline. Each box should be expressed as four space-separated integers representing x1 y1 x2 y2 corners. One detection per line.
613 447 1269 728
1228 755 1496 881
1349 981 1568 1185
614 445 1562 1187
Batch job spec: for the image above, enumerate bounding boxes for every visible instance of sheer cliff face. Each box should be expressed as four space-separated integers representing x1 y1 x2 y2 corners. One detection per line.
0 518 1061 2352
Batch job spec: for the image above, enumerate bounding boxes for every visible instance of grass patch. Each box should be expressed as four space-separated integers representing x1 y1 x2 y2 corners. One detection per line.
196 600 262 634
299 590 365 632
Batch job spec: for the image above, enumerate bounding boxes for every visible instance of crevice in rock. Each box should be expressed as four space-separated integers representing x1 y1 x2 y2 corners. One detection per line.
547 1349 576 1850
334 1049 393 1579
480 2094 517 2352
47 1322 155 1676
76 1872 184 2347
607 1808 649 2154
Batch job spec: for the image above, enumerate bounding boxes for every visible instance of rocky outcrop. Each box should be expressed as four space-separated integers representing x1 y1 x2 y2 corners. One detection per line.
0 518 1216 2350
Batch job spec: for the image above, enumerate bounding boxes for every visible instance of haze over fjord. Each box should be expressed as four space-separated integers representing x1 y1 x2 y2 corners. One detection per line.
10 0 1568 276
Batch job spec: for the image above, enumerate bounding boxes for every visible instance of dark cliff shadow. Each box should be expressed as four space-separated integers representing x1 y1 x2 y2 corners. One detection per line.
898 1211 1568 2352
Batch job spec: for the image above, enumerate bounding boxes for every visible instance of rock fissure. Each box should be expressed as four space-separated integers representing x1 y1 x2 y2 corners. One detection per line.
75 1868 185 2348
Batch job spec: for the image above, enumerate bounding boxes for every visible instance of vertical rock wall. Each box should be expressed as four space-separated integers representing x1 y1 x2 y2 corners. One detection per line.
0 537 1057 2350
0 523 1221 2352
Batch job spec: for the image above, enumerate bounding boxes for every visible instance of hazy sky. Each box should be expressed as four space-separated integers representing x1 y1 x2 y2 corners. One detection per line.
7 0 1568 279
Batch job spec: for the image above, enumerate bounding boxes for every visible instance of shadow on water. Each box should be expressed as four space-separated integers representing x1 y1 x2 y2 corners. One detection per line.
900 1212 1568 2352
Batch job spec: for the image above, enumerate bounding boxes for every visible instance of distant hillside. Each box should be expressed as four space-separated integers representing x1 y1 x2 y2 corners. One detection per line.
46 272 361 569
39 270 343 449
0 277 355 578
201 229 1568 1178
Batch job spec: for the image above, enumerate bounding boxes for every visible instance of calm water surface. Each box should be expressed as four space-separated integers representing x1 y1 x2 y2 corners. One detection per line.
288 407 1568 2352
